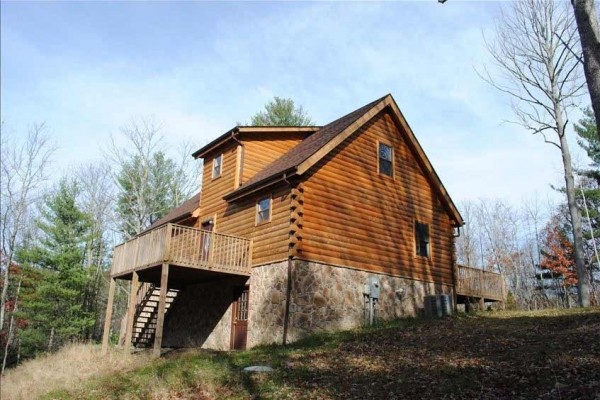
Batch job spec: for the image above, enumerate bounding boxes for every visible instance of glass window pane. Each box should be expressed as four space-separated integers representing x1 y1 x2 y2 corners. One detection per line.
212 154 222 178
257 198 270 223
415 222 430 258
379 143 392 161
378 143 393 176
380 159 393 176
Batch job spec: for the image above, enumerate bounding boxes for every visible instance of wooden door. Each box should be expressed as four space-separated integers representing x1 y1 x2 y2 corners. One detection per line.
231 287 249 350
201 220 213 261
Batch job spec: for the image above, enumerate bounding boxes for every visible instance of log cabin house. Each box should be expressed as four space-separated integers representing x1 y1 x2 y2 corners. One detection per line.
101 94 505 356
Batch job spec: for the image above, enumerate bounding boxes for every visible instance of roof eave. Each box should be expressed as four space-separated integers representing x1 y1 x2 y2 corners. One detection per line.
192 127 239 159
192 126 321 159
224 168 298 202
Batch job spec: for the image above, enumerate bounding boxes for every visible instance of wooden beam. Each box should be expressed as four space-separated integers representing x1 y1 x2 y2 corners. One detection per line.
153 263 170 357
101 278 117 355
124 271 139 353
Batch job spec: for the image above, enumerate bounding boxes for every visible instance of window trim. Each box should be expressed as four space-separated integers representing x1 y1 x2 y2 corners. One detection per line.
255 196 272 226
414 219 431 259
212 153 223 179
377 140 394 178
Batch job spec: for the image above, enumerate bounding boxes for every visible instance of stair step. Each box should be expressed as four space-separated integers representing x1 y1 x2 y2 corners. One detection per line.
132 286 181 346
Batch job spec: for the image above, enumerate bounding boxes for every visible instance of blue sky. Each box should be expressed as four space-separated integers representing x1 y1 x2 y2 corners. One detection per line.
1 1 591 206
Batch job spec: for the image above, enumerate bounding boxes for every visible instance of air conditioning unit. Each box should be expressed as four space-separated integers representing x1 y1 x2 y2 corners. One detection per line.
424 294 453 317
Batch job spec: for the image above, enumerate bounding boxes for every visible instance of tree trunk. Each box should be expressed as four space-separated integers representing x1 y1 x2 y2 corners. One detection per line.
0 248 15 332
1 277 21 375
48 327 55 352
572 0 600 142
556 115 591 307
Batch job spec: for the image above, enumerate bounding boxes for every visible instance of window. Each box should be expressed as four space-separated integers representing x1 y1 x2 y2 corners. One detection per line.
415 221 430 258
256 197 271 224
212 154 223 178
378 142 393 177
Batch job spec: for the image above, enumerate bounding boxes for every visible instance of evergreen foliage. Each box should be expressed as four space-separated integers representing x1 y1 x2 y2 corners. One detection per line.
116 151 191 238
574 107 599 270
250 97 314 126
17 180 95 356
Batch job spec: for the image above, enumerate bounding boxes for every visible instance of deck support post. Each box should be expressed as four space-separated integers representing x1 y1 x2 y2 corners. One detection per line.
153 263 170 357
101 277 117 355
124 271 139 353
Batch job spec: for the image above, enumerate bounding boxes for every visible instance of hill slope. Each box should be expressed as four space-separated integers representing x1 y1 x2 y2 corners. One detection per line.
8 308 600 399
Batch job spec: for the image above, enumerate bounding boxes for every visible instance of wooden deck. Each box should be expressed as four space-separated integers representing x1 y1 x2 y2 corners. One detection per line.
456 265 506 302
110 223 253 279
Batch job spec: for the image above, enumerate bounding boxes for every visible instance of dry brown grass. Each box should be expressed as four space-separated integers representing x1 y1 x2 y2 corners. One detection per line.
0 343 152 400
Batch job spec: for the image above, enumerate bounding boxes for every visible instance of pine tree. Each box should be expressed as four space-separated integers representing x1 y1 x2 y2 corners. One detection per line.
116 151 191 238
574 107 599 279
250 97 314 126
17 180 95 355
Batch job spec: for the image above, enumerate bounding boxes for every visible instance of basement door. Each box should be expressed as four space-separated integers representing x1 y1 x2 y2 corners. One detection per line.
231 286 249 350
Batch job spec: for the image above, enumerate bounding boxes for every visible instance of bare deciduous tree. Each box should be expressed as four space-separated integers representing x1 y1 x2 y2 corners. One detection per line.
75 163 116 338
482 0 591 306
107 117 199 239
0 123 55 331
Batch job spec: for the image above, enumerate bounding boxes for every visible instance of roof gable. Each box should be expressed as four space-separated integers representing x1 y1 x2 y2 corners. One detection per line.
223 95 388 199
223 94 464 226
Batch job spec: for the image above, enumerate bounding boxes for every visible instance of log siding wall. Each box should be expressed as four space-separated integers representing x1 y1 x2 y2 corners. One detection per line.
301 110 456 285
198 136 303 267
241 132 306 182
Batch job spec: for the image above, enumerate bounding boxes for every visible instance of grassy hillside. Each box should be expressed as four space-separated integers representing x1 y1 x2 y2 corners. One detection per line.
3 308 600 399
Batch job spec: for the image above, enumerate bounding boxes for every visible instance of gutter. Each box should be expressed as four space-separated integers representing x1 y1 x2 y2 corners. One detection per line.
223 168 298 202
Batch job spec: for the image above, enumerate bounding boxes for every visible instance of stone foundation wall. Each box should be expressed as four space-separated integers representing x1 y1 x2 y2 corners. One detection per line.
246 261 288 347
247 260 454 346
162 276 248 350
161 260 453 350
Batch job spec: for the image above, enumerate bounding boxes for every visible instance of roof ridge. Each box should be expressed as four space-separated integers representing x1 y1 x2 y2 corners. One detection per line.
226 95 389 197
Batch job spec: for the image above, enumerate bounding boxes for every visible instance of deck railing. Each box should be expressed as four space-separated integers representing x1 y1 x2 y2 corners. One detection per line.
456 265 506 301
111 223 252 277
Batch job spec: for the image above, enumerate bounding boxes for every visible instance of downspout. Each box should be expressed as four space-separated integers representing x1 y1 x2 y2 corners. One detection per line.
282 172 293 345
231 130 244 188
452 224 461 313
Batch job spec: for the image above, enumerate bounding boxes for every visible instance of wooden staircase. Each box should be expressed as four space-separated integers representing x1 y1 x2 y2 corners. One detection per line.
132 284 180 348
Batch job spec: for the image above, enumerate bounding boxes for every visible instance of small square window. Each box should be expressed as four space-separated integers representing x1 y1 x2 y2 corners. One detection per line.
256 197 271 224
212 154 222 178
415 221 430 258
378 143 393 177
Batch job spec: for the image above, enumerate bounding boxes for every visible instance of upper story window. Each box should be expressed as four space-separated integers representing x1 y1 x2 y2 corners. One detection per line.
212 154 223 178
256 197 271 225
415 221 430 258
378 142 393 177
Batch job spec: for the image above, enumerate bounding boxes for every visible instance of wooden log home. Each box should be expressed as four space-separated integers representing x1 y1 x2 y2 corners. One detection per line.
101 94 505 356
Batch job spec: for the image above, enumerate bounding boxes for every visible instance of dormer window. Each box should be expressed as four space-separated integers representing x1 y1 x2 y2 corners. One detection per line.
212 154 223 178
378 142 393 177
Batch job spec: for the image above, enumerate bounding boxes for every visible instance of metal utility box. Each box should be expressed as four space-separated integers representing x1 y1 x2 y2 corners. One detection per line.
424 294 453 317
368 276 380 299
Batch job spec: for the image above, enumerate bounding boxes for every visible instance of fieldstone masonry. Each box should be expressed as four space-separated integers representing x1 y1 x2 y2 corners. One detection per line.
247 261 288 347
248 260 454 347
161 260 453 350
